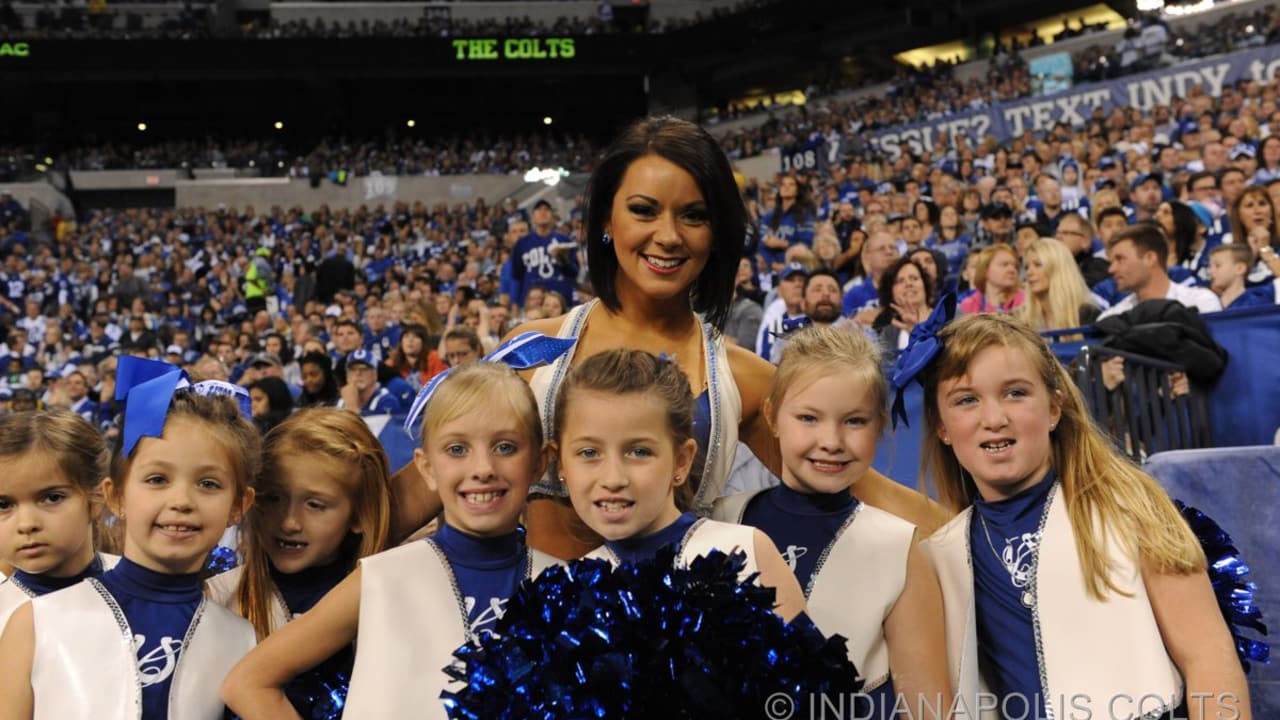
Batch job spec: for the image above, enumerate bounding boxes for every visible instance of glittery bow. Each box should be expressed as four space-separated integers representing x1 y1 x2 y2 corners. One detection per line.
403 332 575 439
888 293 956 429
115 355 253 457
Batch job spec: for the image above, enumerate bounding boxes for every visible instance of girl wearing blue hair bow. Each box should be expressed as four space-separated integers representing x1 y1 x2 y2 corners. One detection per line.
0 366 260 720
916 314 1251 720
223 361 561 720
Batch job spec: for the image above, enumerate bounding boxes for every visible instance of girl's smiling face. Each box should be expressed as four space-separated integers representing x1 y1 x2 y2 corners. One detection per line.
415 402 545 539
106 416 252 575
559 389 696 543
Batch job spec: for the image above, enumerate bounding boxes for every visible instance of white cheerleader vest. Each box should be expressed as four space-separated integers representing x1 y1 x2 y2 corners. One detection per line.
205 565 292 637
343 539 561 719
29 578 256 720
921 483 1183 720
528 300 744 515
0 553 120 632
584 518 760 584
714 492 913 691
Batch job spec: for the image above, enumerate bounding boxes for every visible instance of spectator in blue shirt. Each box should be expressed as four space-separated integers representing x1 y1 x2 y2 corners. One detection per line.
338 348 403 416
511 199 578 308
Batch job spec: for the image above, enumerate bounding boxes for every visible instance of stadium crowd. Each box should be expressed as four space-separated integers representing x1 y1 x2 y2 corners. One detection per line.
5 7 1275 186
0 0 777 40
0 8 1278 428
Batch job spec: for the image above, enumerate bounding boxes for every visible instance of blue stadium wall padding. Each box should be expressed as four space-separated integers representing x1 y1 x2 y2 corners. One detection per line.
874 380 933 497
366 413 417 474
1145 446 1280 716
1047 306 1280 448
1199 306 1280 448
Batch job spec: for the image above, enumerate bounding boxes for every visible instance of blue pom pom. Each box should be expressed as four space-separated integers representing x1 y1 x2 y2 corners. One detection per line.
441 547 862 718
1176 501 1270 672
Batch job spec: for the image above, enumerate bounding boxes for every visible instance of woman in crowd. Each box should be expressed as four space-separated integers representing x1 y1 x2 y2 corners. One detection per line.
873 256 936 353
1228 185 1280 285
384 323 447 392
1017 238 1100 331
958 243 1024 315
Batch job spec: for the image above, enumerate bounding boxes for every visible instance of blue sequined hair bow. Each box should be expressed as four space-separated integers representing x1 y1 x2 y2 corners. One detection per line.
403 331 575 439
115 355 253 457
887 293 956 429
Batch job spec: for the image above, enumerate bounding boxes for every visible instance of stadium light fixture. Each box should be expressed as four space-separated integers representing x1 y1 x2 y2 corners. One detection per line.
274 121 284 130
543 116 553 126
137 122 147 132
523 166 569 186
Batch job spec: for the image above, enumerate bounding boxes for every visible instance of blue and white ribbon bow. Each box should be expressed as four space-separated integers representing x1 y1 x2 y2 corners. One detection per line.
888 293 956 429
403 332 576 439
115 355 253 457
769 314 813 340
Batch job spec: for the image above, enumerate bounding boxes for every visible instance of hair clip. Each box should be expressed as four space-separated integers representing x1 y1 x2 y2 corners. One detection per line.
888 293 956 429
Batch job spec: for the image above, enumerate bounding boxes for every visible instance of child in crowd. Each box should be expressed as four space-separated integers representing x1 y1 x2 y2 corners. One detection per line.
554 348 806 621
221 361 561 720
916 314 1250 719
1209 243 1278 309
207 408 392 717
714 326 951 719
0 357 260 720
0 410 119 631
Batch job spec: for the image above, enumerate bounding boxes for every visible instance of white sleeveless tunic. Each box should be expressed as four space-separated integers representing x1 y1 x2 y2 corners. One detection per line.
528 300 743 515
0 552 120 633
921 483 1182 720
205 565 292 636
343 539 561 719
714 491 913 691
29 579 256 720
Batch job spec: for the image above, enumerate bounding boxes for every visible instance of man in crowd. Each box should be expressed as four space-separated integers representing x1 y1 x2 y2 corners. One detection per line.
1098 222 1221 320
339 348 404 415
512 199 578 310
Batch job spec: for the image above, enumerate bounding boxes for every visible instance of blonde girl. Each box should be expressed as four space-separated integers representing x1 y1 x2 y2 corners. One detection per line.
1017 238 1100 331
0 410 118 631
207 408 391 718
918 314 1250 719
0 357 260 720
714 327 951 719
222 362 559 720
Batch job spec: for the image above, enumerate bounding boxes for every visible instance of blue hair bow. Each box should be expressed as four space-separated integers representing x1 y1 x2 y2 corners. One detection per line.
770 314 813 340
115 356 253 457
888 294 956 429
403 332 575 439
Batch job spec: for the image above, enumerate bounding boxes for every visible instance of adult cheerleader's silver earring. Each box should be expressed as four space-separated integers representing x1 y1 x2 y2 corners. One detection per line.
601 231 612 244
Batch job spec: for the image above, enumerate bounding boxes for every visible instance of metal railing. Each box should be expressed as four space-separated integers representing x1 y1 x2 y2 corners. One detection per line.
1070 345 1212 462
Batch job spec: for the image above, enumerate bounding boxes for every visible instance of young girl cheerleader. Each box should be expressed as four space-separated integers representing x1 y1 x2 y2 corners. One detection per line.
221 361 561 720
0 410 119 632
0 357 260 720
713 326 951 719
206 407 392 718
554 348 806 621
914 314 1251 719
